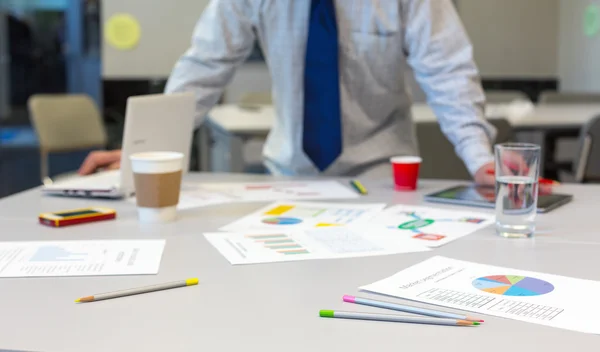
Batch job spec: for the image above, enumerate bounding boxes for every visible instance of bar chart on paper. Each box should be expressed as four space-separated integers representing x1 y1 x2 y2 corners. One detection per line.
0 240 165 277
204 227 430 265
29 246 88 262
245 234 310 255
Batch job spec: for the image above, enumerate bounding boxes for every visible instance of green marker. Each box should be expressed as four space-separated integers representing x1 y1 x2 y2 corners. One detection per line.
319 310 480 327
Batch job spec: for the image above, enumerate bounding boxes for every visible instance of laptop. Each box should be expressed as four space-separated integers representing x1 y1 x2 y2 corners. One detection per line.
43 92 196 198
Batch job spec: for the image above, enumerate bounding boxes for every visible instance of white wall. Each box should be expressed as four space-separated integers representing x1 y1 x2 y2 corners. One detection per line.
558 0 600 92
101 0 209 78
101 0 561 93
459 0 559 78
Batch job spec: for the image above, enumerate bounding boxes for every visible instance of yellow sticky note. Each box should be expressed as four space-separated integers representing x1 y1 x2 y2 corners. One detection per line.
264 205 294 216
315 223 340 227
105 13 141 50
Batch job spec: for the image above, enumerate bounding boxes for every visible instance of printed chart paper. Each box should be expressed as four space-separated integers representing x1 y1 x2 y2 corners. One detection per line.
177 186 235 210
130 181 359 210
220 201 386 232
0 240 165 278
192 180 359 202
370 205 494 247
205 228 430 265
128 186 232 210
361 256 600 334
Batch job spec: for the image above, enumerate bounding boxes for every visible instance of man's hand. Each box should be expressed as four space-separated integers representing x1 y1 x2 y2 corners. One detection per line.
473 161 553 195
473 162 496 186
78 150 122 175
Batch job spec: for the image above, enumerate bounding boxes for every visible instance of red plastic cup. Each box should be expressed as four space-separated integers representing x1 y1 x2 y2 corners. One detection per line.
390 156 422 191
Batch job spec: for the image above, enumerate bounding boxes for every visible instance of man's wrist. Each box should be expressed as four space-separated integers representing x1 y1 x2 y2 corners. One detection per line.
464 152 495 177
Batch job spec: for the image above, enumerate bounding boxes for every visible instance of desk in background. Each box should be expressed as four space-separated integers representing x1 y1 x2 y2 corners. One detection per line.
0 173 599 351
201 104 600 176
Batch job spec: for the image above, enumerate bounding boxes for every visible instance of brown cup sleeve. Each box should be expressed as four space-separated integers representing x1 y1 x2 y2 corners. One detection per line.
133 170 182 208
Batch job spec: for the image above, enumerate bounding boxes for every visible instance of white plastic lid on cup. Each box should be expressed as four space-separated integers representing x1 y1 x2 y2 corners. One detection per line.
390 156 422 164
130 152 184 174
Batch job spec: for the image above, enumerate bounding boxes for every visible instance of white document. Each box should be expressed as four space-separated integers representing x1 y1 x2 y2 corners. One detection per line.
176 185 235 210
191 180 359 202
361 256 600 334
205 227 430 265
0 240 165 278
220 201 386 232
128 185 233 210
128 181 359 211
369 205 494 247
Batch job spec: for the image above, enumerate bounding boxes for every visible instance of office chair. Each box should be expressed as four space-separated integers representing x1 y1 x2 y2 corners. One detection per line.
28 94 107 185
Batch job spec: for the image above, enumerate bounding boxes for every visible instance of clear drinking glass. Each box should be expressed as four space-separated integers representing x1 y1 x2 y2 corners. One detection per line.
494 143 541 238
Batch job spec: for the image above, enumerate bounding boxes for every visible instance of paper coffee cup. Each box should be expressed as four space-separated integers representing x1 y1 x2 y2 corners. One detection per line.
130 152 184 223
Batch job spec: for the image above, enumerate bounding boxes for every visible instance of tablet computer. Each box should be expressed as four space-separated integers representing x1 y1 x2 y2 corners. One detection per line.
424 185 573 213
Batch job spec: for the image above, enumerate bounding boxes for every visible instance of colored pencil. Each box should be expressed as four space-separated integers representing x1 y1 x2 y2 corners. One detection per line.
320 310 479 326
75 278 199 303
343 295 483 322
485 169 559 185
350 180 368 195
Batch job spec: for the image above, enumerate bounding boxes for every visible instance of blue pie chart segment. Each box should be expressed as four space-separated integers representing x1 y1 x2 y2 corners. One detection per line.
262 217 303 225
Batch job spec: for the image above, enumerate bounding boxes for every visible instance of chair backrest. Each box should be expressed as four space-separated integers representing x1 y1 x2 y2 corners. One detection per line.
485 90 530 104
539 91 600 104
574 115 600 183
416 119 513 180
28 94 107 153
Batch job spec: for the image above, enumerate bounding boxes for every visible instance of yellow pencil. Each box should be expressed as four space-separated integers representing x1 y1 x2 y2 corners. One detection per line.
75 278 198 303
350 180 368 195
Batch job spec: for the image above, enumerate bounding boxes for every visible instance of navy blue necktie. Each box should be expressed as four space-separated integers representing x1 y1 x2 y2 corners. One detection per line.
303 0 342 171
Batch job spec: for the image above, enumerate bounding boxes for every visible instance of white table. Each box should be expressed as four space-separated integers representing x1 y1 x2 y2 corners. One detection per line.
1 173 599 352
202 103 600 175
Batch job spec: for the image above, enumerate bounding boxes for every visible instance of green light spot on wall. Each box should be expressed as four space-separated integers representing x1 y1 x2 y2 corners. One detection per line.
584 4 600 37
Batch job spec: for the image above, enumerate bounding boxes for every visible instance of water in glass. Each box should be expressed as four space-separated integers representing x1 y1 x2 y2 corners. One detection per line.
495 175 538 238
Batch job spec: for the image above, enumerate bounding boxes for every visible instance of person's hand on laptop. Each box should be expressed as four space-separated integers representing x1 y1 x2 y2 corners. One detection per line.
78 150 122 175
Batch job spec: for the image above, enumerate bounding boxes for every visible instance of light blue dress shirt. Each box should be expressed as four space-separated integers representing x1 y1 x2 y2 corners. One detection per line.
165 0 496 177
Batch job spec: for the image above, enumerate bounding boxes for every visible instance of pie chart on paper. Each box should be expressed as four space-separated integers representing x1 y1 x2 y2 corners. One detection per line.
261 217 303 225
472 275 554 296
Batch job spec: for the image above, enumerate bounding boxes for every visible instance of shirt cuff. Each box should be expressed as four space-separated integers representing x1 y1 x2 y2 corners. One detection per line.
459 143 495 176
